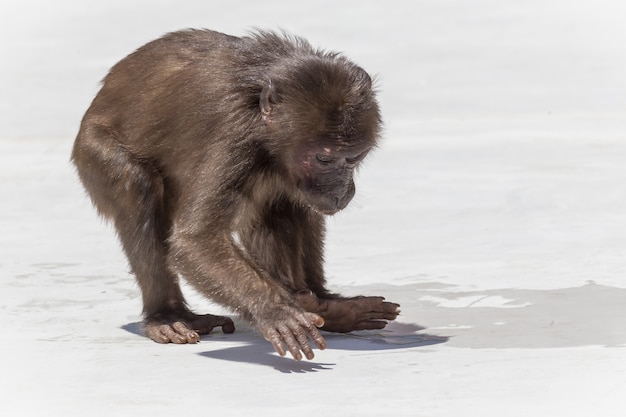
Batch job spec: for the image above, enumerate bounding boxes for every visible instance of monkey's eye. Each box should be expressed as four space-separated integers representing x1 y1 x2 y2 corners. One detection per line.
316 154 336 165
345 150 370 165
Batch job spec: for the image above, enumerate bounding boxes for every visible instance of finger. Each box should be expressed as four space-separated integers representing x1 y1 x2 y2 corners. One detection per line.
304 312 325 328
173 322 200 343
291 324 315 360
278 323 303 361
146 326 171 344
160 324 188 344
220 317 236 334
302 313 327 350
264 328 287 357
350 295 381 305
359 297 390 312
381 301 401 313
362 311 398 321
385 310 400 319
354 320 388 331
362 307 400 320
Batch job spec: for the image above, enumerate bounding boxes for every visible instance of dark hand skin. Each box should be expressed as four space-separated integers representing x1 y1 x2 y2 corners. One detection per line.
71 29 399 360
296 291 400 333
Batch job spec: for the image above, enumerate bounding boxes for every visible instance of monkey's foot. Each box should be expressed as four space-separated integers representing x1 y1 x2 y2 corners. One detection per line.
144 312 235 344
296 291 400 333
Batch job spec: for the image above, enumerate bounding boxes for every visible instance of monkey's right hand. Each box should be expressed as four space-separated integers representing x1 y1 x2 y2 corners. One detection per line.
255 307 327 361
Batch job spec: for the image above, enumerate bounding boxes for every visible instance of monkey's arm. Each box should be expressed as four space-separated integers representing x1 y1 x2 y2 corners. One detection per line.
168 201 327 360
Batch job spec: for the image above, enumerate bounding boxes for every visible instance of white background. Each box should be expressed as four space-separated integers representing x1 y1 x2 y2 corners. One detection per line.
1 1 625 416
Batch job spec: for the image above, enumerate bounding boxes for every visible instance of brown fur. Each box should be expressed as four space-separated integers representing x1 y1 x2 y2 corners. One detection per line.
72 29 399 360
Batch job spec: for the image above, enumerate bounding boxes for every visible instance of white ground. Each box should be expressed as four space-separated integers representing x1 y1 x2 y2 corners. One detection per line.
1 1 626 416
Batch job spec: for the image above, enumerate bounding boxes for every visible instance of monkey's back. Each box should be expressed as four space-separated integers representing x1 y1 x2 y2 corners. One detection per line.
79 29 319 164
82 30 237 154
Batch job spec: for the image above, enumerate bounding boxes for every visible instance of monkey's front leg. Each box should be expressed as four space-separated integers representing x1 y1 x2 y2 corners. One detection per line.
169 231 327 360
296 290 400 333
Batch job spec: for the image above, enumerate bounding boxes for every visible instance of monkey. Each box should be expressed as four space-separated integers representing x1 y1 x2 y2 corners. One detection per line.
72 29 400 361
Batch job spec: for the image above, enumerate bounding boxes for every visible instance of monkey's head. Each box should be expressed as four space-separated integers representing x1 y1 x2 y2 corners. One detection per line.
260 56 381 215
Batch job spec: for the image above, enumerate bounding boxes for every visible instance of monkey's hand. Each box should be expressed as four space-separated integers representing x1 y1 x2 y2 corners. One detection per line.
255 307 327 361
296 290 400 333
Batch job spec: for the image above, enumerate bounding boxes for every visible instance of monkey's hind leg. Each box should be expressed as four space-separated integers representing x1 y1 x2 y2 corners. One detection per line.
72 124 234 343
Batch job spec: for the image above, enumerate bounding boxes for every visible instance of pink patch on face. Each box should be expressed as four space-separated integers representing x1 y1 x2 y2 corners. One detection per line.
301 152 314 170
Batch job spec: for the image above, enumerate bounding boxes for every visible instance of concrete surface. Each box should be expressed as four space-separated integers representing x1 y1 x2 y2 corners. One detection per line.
1 1 625 416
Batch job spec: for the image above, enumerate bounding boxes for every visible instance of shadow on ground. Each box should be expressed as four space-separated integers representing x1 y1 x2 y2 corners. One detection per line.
121 281 626 370
354 280 626 349
122 320 445 373
197 323 446 373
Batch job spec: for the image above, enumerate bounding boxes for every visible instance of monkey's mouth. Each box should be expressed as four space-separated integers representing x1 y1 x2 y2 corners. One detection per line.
304 204 340 216
316 208 340 216
313 203 343 216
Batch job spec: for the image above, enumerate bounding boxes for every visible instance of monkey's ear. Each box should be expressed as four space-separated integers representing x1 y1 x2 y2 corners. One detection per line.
260 80 278 124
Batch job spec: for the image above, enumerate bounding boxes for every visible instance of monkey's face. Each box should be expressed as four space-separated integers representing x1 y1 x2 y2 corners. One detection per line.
294 145 370 215
261 58 381 214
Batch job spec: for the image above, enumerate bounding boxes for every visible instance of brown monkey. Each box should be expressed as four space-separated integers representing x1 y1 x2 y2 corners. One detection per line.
72 29 399 360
